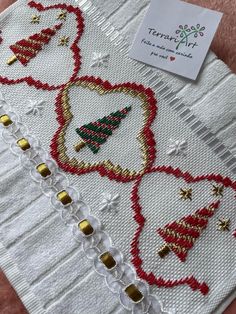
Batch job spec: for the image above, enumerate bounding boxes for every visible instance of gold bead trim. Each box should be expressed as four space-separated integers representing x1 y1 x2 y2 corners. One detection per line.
99 251 116 270
57 190 72 205
78 219 94 236
17 138 31 151
124 284 144 303
36 163 51 178
0 114 13 126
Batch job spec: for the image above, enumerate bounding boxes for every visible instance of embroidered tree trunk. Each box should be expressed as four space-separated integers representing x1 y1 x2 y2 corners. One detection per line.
157 201 220 262
7 23 62 66
75 106 131 154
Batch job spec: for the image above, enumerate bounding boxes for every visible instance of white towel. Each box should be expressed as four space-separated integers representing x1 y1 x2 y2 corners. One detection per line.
0 1 236 313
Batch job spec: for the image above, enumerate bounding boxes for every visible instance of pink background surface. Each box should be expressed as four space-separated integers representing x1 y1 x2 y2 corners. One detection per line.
186 0 236 74
0 1 235 313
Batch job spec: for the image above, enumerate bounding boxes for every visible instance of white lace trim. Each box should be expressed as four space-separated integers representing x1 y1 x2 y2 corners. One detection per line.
0 94 173 314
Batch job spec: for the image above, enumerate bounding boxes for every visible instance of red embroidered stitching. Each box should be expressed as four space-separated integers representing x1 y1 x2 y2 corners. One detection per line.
157 201 220 262
50 76 157 182
0 1 84 90
9 23 63 66
75 106 132 154
130 166 236 295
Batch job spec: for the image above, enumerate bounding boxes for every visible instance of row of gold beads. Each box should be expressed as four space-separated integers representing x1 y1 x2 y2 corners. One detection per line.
0 113 144 304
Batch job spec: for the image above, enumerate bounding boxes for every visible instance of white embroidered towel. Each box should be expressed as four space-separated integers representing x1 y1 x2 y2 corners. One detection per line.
0 1 236 314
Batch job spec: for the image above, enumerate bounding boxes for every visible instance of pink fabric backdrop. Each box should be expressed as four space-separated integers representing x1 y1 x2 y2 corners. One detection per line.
186 0 236 74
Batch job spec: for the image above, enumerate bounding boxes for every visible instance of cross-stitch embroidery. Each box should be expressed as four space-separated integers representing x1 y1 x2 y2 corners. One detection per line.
130 166 236 295
0 1 85 90
51 76 157 182
157 201 219 262
7 23 62 66
75 107 131 154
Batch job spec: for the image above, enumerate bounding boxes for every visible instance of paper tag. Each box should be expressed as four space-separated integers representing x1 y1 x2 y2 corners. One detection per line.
129 0 222 80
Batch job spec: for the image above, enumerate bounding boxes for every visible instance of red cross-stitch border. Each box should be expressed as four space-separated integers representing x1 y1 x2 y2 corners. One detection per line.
0 1 84 91
50 76 157 182
131 165 236 295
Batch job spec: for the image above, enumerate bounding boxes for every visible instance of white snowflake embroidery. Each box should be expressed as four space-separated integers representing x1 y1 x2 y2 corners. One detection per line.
25 99 45 116
167 139 187 156
91 52 110 68
99 193 120 213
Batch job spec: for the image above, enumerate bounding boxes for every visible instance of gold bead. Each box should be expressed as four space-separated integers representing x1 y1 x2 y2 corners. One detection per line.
57 190 72 205
78 219 94 236
17 138 30 151
158 244 171 258
0 114 13 126
99 252 116 270
124 284 143 303
36 163 51 178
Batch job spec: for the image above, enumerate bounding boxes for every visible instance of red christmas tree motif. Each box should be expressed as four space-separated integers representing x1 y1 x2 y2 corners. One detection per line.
7 23 62 66
157 201 220 262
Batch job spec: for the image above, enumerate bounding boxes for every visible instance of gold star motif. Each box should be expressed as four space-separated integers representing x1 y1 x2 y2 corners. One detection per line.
57 10 67 21
31 14 40 24
217 218 230 231
212 184 224 197
179 188 192 201
58 36 69 46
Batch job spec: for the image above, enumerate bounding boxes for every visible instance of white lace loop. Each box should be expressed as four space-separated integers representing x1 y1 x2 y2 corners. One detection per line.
0 93 170 314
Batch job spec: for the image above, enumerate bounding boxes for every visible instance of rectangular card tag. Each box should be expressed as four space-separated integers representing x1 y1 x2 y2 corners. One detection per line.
129 0 223 80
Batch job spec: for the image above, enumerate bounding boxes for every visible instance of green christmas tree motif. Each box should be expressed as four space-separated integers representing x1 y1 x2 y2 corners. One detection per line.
175 24 205 50
75 106 131 154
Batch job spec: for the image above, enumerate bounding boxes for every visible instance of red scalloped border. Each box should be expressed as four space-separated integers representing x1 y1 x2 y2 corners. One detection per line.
131 165 236 295
0 1 84 91
50 75 157 182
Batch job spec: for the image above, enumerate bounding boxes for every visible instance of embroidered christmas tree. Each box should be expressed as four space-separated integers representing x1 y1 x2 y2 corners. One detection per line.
75 106 132 154
157 201 220 262
7 23 62 66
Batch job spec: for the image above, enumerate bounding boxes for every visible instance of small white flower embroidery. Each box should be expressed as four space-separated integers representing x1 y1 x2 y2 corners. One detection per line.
167 139 187 156
25 99 45 116
91 52 110 68
99 193 120 213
